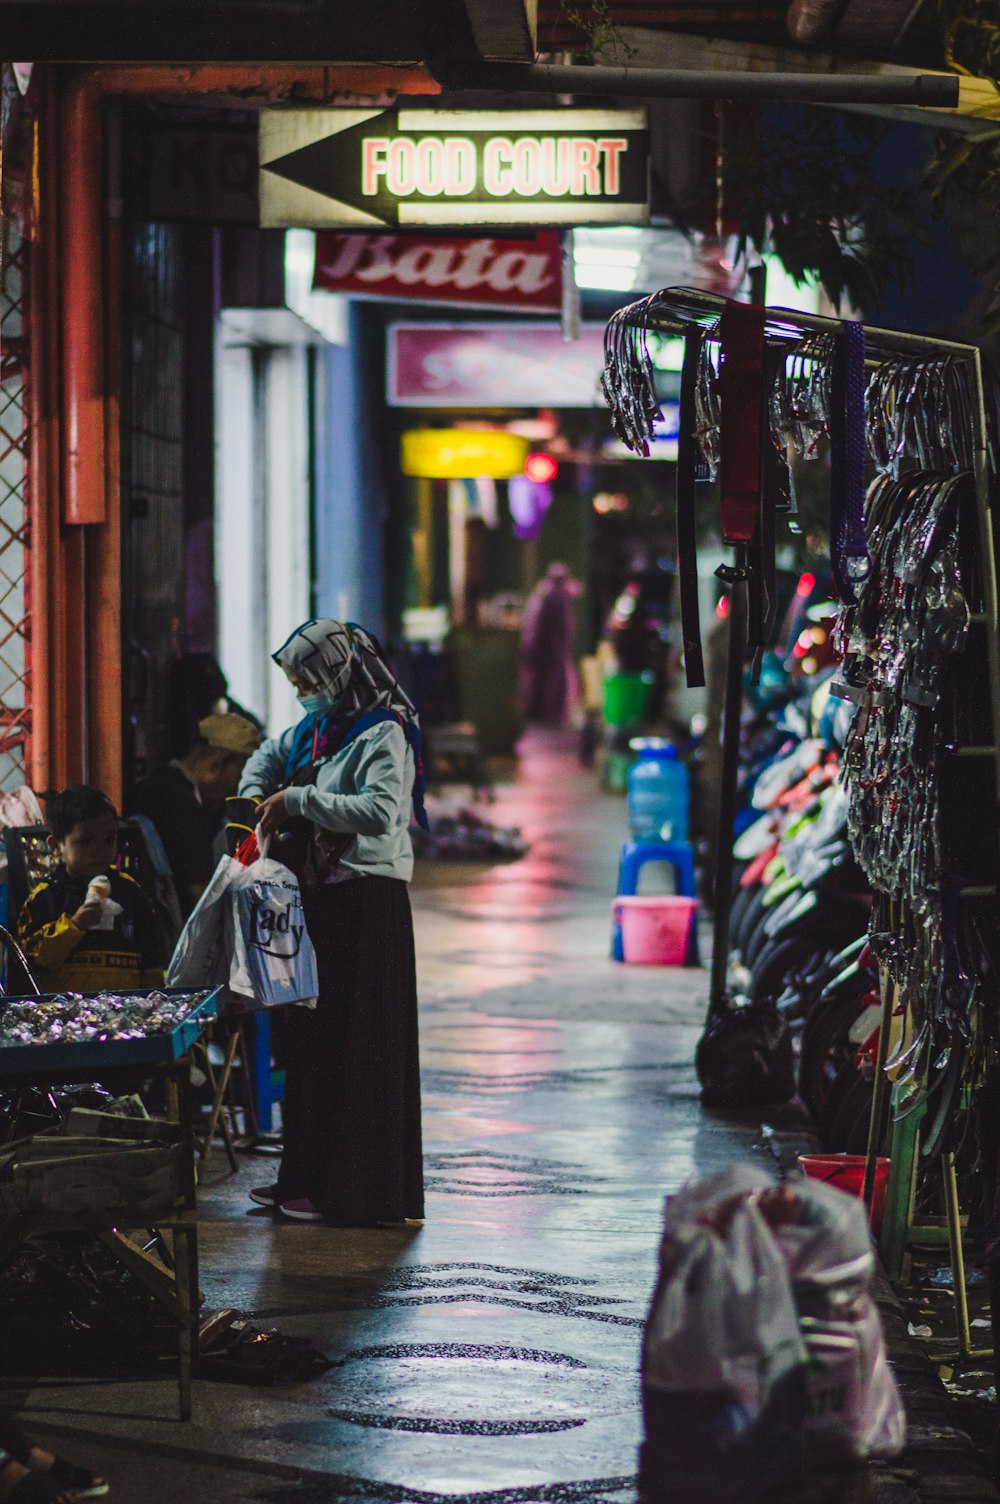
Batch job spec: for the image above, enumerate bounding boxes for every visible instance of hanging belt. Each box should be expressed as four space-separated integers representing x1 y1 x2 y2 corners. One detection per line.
719 300 767 546
747 345 785 682
676 328 706 688
829 319 871 603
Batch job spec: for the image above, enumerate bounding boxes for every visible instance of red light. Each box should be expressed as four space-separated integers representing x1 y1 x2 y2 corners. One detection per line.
715 595 730 620
525 452 558 484
795 571 816 598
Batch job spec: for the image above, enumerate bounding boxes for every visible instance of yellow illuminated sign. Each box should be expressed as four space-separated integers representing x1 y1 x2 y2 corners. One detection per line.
401 429 529 480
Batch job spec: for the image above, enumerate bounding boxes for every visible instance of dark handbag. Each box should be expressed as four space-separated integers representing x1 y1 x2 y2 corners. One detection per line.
269 815 316 878
695 995 796 1109
273 761 355 879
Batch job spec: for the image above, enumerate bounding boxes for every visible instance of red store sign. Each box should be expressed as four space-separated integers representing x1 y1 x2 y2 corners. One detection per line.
313 231 562 311
387 323 608 408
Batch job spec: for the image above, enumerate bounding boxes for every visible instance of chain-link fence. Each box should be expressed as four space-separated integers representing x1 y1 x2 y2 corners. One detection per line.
0 225 31 790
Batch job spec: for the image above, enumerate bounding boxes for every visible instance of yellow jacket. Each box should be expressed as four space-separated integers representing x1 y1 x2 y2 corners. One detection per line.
17 866 166 994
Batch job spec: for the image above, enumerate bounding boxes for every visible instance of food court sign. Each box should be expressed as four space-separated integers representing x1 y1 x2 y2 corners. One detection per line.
259 108 649 229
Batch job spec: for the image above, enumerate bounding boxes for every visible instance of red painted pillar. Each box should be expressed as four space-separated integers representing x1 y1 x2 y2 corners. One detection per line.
30 70 88 795
50 64 440 809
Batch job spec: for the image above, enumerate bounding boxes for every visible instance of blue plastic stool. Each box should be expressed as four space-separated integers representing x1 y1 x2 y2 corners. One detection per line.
611 839 698 962
618 838 697 899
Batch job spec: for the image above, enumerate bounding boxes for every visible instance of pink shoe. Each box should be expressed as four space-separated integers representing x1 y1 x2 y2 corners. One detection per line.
249 1184 278 1206
278 1197 324 1222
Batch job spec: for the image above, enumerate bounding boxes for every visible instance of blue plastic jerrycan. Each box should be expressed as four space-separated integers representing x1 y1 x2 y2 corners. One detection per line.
627 738 690 841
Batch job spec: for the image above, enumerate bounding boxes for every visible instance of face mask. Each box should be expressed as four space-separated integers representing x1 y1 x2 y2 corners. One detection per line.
298 688 341 716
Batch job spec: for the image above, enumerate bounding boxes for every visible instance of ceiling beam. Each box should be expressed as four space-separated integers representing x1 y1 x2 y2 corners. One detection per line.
458 0 537 60
431 56 959 108
0 2 425 63
594 28 998 131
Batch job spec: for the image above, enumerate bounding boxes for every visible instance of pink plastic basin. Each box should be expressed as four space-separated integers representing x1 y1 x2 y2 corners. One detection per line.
798 1153 890 1236
612 895 698 966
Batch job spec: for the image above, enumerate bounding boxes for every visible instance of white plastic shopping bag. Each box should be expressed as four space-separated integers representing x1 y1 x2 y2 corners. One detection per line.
645 1165 806 1411
228 831 318 1009
640 1166 809 1504
166 852 242 989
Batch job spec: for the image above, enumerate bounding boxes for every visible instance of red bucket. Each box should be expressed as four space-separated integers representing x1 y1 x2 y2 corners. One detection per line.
798 1153 890 1236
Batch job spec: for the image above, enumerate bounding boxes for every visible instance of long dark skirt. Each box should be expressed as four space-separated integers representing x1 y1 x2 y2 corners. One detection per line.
275 876 424 1225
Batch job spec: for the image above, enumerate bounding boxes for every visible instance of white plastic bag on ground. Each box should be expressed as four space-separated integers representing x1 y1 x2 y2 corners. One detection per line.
640 1166 906 1504
641 1166 808 1504
228 832 318 1010
777 1177 906 1463
645 1165 806 1410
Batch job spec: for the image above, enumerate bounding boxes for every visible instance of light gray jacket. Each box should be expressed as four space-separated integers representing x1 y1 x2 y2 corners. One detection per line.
238 719 415 882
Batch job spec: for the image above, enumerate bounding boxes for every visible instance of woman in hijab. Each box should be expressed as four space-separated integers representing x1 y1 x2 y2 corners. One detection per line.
238 619 426 1226
520 562 580 725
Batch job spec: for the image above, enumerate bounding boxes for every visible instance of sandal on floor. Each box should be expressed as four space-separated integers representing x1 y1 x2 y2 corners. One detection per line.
0 1426 108 1501
0 1449 79 1502
34 1461 107 1501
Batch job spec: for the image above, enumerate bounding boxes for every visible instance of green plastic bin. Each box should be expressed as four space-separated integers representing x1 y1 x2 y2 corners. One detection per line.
450 626 523 756
603 672 654 728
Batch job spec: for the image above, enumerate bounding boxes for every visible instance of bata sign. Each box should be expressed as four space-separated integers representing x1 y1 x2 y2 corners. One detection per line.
312 232 562 311
260 108 649 229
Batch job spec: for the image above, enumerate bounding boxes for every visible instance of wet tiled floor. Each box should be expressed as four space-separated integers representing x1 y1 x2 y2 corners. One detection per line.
5 732 995 1502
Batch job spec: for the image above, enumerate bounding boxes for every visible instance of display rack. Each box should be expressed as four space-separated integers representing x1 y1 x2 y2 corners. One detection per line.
0 974 221 1419
604 287 1000 1284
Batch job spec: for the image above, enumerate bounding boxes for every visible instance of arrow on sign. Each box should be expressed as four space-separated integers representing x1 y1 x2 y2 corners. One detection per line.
263 111 402 225
261 108 650 229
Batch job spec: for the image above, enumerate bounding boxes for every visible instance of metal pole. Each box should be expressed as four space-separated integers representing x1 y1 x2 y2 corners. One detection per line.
943 1152 992 1360
708 546 749 1015
621 293 978 360
862 965 894 1223
432 61 960 108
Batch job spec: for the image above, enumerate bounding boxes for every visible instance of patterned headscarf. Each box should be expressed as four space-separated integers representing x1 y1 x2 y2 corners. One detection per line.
273 619 419 724
273 619 428 827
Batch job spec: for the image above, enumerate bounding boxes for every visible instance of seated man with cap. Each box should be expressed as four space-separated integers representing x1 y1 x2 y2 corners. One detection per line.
127 712 262 915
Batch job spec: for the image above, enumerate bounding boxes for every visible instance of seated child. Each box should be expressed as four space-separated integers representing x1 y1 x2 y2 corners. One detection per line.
17 785 167 993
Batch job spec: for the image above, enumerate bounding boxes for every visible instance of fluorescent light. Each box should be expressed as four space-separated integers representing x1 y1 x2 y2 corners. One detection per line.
574 265 638 291
572 227 646 290
651 336 685 372
762 255 821 315
573 247 643 268
575 225 641 243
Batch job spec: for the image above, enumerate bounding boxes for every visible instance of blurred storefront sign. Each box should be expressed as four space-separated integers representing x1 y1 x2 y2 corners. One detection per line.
148 128 258 223
260 107 649 228
400 428 529 479
313 231 562 310
388 322 607 407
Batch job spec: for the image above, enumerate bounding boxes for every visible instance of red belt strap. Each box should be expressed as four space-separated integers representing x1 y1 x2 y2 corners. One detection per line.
719 300 767 545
